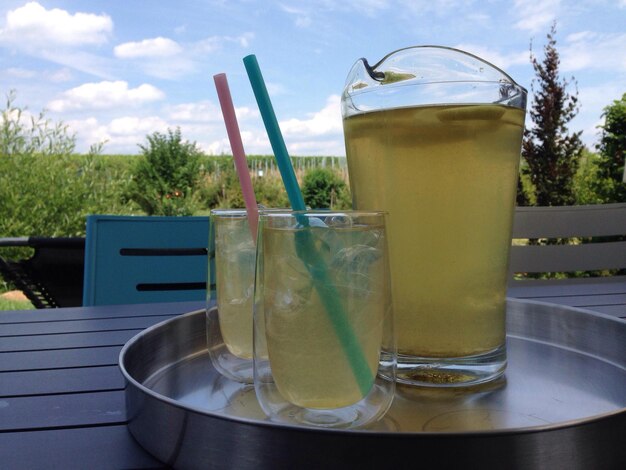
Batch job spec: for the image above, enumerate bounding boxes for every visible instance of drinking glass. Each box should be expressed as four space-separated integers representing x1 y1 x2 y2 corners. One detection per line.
207 209 256 383
253 210 396 429
341 46 527 387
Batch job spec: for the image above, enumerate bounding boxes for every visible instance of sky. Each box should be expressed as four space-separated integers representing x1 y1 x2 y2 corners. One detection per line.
0 0 625 156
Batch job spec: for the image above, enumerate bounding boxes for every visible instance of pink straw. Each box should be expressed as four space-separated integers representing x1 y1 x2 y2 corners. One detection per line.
213 73 259 240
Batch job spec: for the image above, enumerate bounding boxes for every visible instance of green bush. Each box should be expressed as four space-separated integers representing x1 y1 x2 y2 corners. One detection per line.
125 128 204 216
301 167 350 209
591 93 626 203
251 175 289 209
573 150 604 205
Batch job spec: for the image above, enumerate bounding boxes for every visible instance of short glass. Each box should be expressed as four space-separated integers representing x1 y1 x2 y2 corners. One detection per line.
207 209 256 383
253 210 396 429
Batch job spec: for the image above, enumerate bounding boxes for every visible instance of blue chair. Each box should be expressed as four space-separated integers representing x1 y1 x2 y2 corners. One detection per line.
82 215 212 306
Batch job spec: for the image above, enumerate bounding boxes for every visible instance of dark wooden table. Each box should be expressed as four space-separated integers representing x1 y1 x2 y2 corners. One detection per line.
1 283 624 469
0 300 205 469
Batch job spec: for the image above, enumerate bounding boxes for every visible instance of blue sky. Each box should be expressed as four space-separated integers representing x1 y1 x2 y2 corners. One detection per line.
1 0 625 155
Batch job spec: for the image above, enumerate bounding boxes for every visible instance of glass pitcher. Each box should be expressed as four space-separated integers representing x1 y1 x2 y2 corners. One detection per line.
341 46 527 387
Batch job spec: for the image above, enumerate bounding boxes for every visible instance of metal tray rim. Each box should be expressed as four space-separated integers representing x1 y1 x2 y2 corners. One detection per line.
119 300 626 437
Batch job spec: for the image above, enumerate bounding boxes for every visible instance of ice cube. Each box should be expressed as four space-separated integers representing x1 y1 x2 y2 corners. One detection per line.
331 244 381 295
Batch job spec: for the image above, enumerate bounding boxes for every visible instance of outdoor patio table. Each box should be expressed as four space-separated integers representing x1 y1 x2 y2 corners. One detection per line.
0 300 205 469
0 285 624 469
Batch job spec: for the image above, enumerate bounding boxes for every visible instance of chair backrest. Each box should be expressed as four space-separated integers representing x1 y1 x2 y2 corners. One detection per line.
83 215 212 306
509 203 626 283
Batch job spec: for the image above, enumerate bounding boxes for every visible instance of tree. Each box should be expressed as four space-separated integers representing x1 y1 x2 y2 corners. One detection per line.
520 23 584 206
125 128 204 216
592 93 626 203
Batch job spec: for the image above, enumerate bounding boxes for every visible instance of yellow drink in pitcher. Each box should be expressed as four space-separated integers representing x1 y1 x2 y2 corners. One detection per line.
261 224 386 408
343 104 525 357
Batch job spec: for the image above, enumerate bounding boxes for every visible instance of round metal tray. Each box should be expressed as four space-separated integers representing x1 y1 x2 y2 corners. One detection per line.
120 299 626 469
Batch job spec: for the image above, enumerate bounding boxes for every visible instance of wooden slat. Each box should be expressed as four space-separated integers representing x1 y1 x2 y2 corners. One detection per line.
0 346 121 372
0 315 176 336
0 329 144 352
509 241 626 273
512 203 626 238
0 300 205 323
0 390 126 431
0 365 123 397
0 425 165 469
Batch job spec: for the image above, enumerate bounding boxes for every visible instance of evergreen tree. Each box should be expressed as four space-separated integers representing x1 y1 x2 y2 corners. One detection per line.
592 93 626 203
521 23 584 206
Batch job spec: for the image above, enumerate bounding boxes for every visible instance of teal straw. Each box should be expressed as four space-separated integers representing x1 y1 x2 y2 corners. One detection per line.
243 54 373 396
243 55 305 211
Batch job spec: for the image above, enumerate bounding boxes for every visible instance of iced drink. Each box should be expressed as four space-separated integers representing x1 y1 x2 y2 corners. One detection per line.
261 223 386 409
344 104 524 358
214 216 256 359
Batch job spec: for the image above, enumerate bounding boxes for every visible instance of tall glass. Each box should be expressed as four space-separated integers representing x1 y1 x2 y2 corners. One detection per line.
253 210 396 428
207 209 255 383
341 46 527 387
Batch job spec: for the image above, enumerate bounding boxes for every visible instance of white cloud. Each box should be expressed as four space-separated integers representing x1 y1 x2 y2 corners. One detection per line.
168 102 220 121
108 116 169 136
280 0 389 25
67 115 170 151
279 4 313 27
114 37 183 58
0 2 112 48
194 32 254 53
561 31 626 72
48 81 165 112
111 33 253 80
167 101 258 122
280 95 342 138
204 137 232 155
513 0 560 33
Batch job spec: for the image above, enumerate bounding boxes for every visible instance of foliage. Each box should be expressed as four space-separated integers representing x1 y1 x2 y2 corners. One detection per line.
0 93 136 262
572 150 604 205
591 93 626 203
1 90 76 157
519 23 584 206
301 167 350 209
125 128 204 216
253 175 291 208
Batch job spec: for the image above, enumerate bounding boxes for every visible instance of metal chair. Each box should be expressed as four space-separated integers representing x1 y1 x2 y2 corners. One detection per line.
82 215 212 306
0 237 85 308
